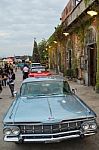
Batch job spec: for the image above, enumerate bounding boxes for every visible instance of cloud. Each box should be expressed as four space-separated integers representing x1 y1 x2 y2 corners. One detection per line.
0 0 68 57
0 32 10 38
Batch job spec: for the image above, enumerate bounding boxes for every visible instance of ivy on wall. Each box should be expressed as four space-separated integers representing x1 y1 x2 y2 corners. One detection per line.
96 14 99 93
73 18 93 48
47 24 65 45
84 0 90 6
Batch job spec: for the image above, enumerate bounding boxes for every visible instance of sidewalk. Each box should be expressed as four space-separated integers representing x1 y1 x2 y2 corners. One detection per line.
68 80 99 126
51 70 99 126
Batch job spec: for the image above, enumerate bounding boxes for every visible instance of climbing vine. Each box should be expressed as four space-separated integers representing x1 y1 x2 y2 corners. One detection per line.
73 18 93 48
84 0 90 6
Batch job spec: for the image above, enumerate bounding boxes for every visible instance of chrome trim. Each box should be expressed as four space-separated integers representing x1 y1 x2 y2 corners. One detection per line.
59 124 61 131
84 133 95 136
20 130 80 136
4 117 96 126
4 135 80 142
4 118 97 142
20 122 80 134
4 132 96 142
24 126 25 133
4 118 97 136
51 125 52 133
33 125 34 133
42 125 43 133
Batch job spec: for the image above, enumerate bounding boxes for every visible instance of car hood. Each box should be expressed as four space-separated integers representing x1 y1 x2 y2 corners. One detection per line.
4 95 93 123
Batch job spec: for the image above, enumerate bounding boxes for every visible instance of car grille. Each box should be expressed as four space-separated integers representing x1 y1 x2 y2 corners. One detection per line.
19 121 82 134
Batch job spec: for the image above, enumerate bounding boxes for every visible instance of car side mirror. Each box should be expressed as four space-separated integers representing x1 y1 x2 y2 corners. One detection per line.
13 91 18 97
72 88 77 94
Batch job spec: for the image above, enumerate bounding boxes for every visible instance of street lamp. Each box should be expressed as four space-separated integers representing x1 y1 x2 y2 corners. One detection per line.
87 10 98 16
63 32 69 36
49 46 52 48
53 41 57 44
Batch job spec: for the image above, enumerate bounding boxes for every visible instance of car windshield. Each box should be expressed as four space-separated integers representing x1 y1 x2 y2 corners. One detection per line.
20 80 71 97
31 63 41 67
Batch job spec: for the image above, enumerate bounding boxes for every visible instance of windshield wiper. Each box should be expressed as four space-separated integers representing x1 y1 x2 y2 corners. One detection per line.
51 93 58 95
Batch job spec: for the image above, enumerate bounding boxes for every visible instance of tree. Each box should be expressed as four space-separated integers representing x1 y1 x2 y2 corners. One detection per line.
32 39 40 63
38 39 48 65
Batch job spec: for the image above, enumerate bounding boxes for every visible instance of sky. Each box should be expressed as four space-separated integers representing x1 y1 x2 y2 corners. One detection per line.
0 0 68 57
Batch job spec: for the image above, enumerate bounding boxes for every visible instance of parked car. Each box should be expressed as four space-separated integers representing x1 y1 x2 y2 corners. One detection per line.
3 76 97 143
30 63 41 68
28 66 51 77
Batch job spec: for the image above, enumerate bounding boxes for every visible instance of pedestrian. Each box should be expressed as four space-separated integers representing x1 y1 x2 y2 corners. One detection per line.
15 65 17 72
0 74 2 99
0 66 3 86
22 64 29 80
7 69 15 97
3 71 8 87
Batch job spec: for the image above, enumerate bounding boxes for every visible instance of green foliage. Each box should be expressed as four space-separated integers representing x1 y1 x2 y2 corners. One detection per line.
96 16 99 93
32 40 40 63
47 24 64 45
60 64 64 73
84 0 90 6
47 33 56 45
65 69 74 78
38 39 48 64
73 19 92 48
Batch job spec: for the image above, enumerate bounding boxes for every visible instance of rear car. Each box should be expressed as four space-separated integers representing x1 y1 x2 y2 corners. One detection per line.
28 66 51 77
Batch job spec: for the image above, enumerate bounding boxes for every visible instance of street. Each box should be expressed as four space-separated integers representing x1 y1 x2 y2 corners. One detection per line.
0 69 99 150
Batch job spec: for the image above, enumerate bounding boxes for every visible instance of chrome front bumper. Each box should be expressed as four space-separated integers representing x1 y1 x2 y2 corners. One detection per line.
4 130 96 143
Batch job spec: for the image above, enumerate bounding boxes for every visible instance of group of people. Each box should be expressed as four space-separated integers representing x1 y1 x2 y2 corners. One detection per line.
0 64 15 98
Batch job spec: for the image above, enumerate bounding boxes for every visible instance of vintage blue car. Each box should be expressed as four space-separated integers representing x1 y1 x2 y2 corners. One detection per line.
3 76 97 143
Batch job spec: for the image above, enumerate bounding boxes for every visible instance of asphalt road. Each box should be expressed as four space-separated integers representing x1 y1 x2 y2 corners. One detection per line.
0 69 99 150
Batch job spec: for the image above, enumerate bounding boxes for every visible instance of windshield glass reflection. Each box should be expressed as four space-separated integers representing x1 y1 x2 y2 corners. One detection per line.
21 81 71 97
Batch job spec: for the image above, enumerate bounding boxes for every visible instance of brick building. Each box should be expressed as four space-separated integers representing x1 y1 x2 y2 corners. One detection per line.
48 0 99 92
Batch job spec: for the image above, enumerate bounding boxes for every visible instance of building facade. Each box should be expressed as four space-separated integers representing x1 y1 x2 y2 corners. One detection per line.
48 0 99 92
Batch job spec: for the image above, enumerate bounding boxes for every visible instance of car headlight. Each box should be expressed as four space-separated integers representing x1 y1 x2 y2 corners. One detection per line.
81 122 89 131
3 128 12 135
90 123 97 130
12 126 20 135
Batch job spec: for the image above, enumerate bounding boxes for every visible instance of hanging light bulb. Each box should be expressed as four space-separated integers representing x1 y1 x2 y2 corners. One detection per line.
87 10 98 16
63 32 69 36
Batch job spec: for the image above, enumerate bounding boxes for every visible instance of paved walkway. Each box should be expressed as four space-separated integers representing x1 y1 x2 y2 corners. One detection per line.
67 80 99 126
51 70 99 126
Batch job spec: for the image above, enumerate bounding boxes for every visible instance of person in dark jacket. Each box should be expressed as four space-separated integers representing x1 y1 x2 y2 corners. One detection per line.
7 69 15 97
0 74 2 99
2 70 8 87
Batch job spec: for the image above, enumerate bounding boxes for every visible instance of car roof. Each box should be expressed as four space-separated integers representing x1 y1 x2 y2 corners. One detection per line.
22 75 65 84
32 63 40 64
31 63 41 65
31 66 45 69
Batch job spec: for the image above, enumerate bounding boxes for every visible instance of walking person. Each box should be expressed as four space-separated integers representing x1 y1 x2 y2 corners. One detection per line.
7 69 15 97
0 66 4 87
22 64 29 80
0 74 3 99
3 71 8 87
